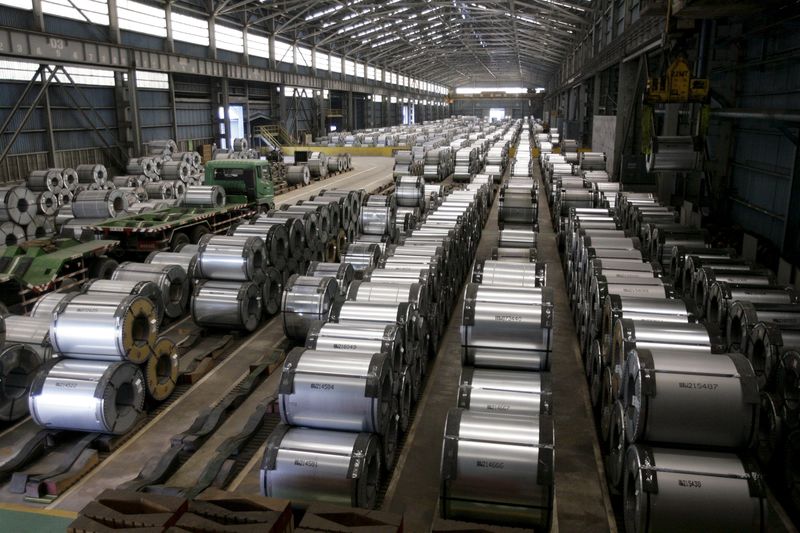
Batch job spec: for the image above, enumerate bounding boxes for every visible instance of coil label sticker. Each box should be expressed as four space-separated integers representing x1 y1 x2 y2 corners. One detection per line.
294 459 318 468
476 460 505 469
678 382 718 391
486 404 510 411
310 383 334 390
678 479 702 488
333 343 358 350
494 315 523 322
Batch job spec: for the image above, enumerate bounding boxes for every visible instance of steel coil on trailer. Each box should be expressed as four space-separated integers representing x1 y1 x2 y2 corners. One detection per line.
281 275 338 342
306 322 405 379
29 359 145 434
278 347 394 435
623 445 765 533
624 349 758 448
706 282 799 333
341 242 382 277
472 260 546 288
144 337 178 402
306 262 354 296
461 284 554 371
0 186 36 226
27 169 63 192
286 165 311 186
0 344 42 421
4 315 50 360
144 251 197 279
83 279 165 327
251 215 305 259
75 164 107 185
726 301 800 353
747 322 800 388
440 408 554 529
267 209 319 252
51 293 157 363
498 228 537 248
71 189 128 219
196 234 267 282
144 181 173 200
183 186 226 207
112 262 189 319
191 280 261 332
260 426 381 509
458 367 552 416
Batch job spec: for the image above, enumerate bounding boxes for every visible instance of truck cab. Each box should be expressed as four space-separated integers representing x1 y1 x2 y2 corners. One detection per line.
204 159 275 211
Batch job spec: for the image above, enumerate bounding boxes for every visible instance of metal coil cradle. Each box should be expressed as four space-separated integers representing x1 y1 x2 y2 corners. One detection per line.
440 408 554 529
281 275 339 342
191 280 261 332
306 261 354 296
144 337 178 402
51 293 157 363
0 344 42 421
278 347 394 435
29 359 145 434
286 165 311 186
183 186 225 207
83 279 165 327
623 446 765 533
461 285 554 371
196 234 267 282
111 262 189 319
260 426 381 509
623 349 758 448
458 367 552 417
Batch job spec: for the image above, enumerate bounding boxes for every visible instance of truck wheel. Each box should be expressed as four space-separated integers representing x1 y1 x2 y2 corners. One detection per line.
89 256 119 279
190 225 210 243
170 232 190 251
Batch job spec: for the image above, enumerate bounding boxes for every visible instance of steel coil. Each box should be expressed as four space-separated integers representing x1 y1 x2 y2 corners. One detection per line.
747 322 800 387
299 198 341 233
191 280 261 331
472 260 546 288
144 181 173 200
347 280 429 319
498 228 537 248
112 262 189 319
361 205 394 236
281 275 338 342
261 266 283 316
161 160 190 181
25 215 54 240
0 344 42 421
27 169 63 192
144 251 197 279
196 234 267 282
645 135 701 172
396 175 425 208
0 186 36 226
126 157 156 178
440 409 554 529
29 359 144 434
342 242 382 276
4 315 50 360
306 261 354 296
398 366 412 432
605 400 626 491
144 337 178 402
83 278 164 326
183 186 226 207
286 165 311 186
31 292 72 319
261 426 382 509
279 347 394 435
600 295 691 356
329 301 419 362
283 204 331 243
51 293 157 363
267 209 319 251
251 215 305 259
306 322 405 379
706 283 798 333
72 189 128 219
492 247 537 263
75 164 107 185
726 301 800 353
458 367 551 416
623 446 765 533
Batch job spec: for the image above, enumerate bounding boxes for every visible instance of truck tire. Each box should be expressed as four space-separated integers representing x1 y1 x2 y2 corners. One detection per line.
190 225 210 243
170 231 190 251
89 256 119 279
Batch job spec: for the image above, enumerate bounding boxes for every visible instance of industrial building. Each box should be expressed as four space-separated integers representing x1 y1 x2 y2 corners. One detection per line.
0 0 797 531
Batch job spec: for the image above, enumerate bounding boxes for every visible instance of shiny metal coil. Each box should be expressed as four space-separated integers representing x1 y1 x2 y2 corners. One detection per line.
72 189 127 219
281 275 339 342
286 165 311 186
0 186 37 226
305 322 405 378
472 260 546 288
144 337 178 402
252 215 305 259
111 262 189 319
196 234 267 282
183 186 226 207
191 280 261 331
458 367 552 417
306 261 355 296
0 344 43 421
83 278 165 327
75 164 107 185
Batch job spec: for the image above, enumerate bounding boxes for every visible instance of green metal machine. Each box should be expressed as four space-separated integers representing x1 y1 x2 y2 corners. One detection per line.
203 159 275 205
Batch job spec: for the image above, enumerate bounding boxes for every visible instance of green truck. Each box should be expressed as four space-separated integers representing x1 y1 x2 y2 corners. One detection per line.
0 160 275 312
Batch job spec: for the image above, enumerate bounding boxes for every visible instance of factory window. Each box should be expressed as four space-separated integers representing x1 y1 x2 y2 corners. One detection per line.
136 70 169 89
376 68 383 82
367 65 375 80
172 11 209 46
117 0 166 37
329 54 342 73
274 39 293 64
215 24 244 53
42 0 109 25
0 61 113 87
296 46 312 67
247 32 269 59
374 94 383 103
344 59 355 76
314 51 329 70
285 86 313 98
0 0 32 9
355 63 365 78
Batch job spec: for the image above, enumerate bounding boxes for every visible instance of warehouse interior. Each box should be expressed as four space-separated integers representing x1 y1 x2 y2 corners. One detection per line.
0 0 799 532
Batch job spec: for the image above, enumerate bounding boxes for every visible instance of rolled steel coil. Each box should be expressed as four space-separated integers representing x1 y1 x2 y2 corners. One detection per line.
283 204 331 244
726 301 800 353
111 262 189 319
747 322 800 388
329 301 419 361
191 280 262 332
310 194 353 231
472 260 546 288
307 154 328 179
360 205 394 236
56 190 72 208
347 280 429 319
624 348 758 448
492 247 537 263
0 343 42 421
306 322 405 379
111 175 139 188
72 189 128 219
126 157 156 178
440 408 554 529
29 359 144 434
260 426 381 509
286 165 311 186
196 234 267 282
281 275 338 342
161 160 190 181
398 367 412 432
25 215 54 240
645 135 701 172
116 186 148 204
183 186 225 207
279 347 394 435
498 228 537 248
144 337 178 401
777 352 800 428
231 223 289 272
267 209 319 251
693 268 776 316
669 246 734 287
706 283 799 333
327 156 341 173
31 292 72 319
4 315 50 360
27 169 63 192
579 151 606 171
251 215 305 259
605 400 626 491
682 256 752 295
75 164 107 185
757 391 784 468
59 168 79 191
461 284 554 371
0 186 36 226
51 293 157 363
144 251 197 279
83 278 164 326
163 180 186 200
299 198 341 233
144 181 173 200
499 190 537 227
147 139 177 157
458 367 552 416
306 261 354 297
396 175 425 208
623 445 765 533
600 295 691 356
341 242 382 276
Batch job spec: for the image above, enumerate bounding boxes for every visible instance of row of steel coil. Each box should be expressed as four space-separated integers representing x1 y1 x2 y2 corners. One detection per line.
260 161 496 509
549 153 784 529
439 122 556 530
